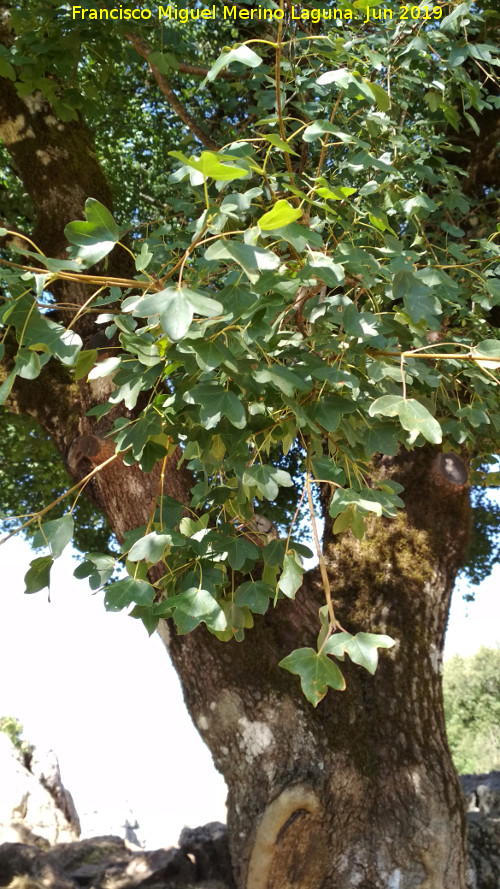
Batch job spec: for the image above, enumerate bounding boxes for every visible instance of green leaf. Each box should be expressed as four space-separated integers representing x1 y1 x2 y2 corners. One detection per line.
302 121 360 144
366 81 390 111
440 2 469 31
212 601 254 640
369 396 442 445
317 68 374 103
144 290 192 341
472 340 500 371
242 465 293 500
279 648 345 706
258 200 303 231
73 553 115 591
74 349 98 381
220 188 262 218
15 350 41 380
264 135 299 156
449 43 469 66
234 580 273 614
0 369 16 406
310 455 346 485
169 150 247 182
205 240 280 283
329 488 404 518
88 356 122 379
0 58 16 80
129 604 160 636
351 508 366 540
24 556 53 594
312 396 355 432
332 506 355 534
262 538 288 567
191 340 228 372
128 532 175 563
306 251 345 286
64 198 120 266
104 577 154 611
172 587 227 634
278 554 304 599
321 631 352 658
147 50 179 73
161 291 193 341
203 44 262 84
254 365 309 397
32 514 74 559
193 386 246 430
316 67 352 88
324 632 396 675
365 422 400 457
182 288 223 317
135 242 154 271
7 299 82 366
213 536 260 570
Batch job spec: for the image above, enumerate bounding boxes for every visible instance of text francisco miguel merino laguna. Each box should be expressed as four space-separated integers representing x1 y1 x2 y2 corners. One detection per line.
71 4 366 22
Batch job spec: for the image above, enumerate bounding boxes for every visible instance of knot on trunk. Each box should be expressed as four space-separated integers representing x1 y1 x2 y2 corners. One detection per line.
432 453 469 492
66 434 115 474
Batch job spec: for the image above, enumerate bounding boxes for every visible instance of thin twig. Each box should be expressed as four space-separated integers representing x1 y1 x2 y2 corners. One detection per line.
0 453 120 547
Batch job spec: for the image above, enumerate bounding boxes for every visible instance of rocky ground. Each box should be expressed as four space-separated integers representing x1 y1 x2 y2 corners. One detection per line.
0 823 235 889
1 733 499 888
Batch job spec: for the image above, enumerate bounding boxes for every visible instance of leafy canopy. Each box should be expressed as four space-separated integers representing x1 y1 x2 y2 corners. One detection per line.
1 0 500 705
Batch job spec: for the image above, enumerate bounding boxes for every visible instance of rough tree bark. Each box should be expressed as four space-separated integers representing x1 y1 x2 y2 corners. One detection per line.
0 69 475 889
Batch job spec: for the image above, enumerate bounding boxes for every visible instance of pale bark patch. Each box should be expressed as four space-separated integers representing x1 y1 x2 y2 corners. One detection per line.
157 620 171 649
0 114 34 144
35 149 52 166
237 717 273 765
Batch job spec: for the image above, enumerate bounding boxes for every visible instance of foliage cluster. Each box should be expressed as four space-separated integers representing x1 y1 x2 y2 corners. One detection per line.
444 647 500 774
0 714 32 760
0 410 114 555
1 0 500 704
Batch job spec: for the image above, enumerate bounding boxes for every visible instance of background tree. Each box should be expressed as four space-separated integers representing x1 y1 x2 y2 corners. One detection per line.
1 1 500 887
444 647 500 775
0 715 31 761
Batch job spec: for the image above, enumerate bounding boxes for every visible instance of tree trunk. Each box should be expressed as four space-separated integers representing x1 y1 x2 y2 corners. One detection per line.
163 447 470 889
0 76 470 889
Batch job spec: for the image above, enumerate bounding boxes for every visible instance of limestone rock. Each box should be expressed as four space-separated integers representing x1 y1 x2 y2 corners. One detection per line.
0 833 232 889
0 842 75 889
466 813 500 889
178 823 235 887
461 773 500 889
0 734 80 846
461 772 500 817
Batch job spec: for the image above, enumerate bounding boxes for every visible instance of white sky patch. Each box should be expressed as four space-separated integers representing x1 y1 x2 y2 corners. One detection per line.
0 537 226 849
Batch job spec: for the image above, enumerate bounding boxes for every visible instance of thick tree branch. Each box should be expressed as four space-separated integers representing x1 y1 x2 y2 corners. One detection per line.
176 61 250 81
126 32 219 151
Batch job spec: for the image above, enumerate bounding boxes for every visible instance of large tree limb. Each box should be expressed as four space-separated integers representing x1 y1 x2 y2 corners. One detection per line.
126 32 219 150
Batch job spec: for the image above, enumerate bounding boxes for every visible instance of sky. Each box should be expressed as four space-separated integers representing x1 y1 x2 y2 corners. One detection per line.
0 532 499 849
